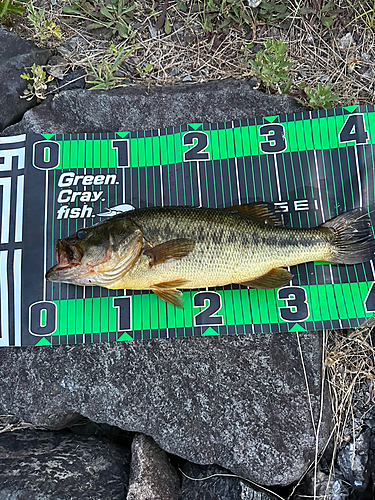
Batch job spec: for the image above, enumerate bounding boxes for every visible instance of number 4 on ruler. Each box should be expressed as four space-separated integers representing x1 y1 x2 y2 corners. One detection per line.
339 115 368 145
365 283 375 313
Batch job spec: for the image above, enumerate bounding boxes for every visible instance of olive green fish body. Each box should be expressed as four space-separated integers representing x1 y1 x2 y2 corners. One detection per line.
110 207 331 290
46 204 375 307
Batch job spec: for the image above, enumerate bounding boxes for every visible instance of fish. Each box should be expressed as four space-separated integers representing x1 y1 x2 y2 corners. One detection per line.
46 204 375 307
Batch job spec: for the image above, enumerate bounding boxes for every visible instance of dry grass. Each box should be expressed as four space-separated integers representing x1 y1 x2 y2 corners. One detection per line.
2 0 375 105
0 416 39 434
325 319 375 477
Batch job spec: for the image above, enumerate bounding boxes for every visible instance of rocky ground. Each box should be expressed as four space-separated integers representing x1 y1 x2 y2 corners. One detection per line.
1 1 375 498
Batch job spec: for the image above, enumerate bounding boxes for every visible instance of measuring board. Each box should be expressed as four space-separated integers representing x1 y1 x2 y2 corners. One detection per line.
2 105 375 347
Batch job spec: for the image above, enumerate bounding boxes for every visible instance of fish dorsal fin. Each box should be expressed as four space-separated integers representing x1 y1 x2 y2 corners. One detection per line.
225 203 283 226
151 279 189 308
240 268 292 289
143 239 195 267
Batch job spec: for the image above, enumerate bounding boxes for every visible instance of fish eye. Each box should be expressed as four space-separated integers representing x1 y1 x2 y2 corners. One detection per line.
77 229 87 240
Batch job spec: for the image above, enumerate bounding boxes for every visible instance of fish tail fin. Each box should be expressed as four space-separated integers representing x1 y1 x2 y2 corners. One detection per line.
322 208 375 264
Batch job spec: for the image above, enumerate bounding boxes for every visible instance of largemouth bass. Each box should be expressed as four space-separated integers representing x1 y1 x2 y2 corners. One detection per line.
46 204 375 307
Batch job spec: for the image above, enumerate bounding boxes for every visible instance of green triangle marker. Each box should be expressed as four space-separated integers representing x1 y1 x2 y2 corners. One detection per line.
117 332 134 342
42 134 55 140
35 337 52 346
188 123 203 130
263 116 279 123
343 105 359 113
116 132 130 138
202 327 219 336
289 323 306 332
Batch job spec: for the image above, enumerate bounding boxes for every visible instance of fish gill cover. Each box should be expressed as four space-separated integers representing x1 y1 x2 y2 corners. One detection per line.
1 106 375 347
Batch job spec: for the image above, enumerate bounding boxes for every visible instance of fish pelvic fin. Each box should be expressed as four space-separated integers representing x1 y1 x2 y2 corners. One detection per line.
143 239 195 267
322 208 375 264
151 279 189 308
225 203 283 226
240 268 292 289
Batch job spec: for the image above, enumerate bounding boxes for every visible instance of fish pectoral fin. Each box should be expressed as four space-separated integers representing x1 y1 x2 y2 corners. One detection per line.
143 239 195 267
151 279 189 308
225 203 283 226
240 268 292 289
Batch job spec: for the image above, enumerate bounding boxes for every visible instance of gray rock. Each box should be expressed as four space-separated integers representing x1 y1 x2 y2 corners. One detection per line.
0 334 332 486
148 25 158 38
181 463 278 499
69 419 135 446
46 55 67 80
247 0 262 6
337 33 354 50
57 36 89 58
127 434 180 500
0 28 50 132
1 79 307 136
0 429 131 500
303 469 349 500
337 427 372 492
47 69 87 93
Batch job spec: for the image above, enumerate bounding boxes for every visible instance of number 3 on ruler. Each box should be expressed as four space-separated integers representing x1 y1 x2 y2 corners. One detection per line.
259 124 287 153
278 286 309 322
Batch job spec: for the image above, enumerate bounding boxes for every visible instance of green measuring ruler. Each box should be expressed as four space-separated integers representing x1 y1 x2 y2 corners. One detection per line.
1 105 375 346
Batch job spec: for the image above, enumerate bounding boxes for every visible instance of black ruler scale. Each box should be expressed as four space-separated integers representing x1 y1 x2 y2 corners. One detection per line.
1 106 375 347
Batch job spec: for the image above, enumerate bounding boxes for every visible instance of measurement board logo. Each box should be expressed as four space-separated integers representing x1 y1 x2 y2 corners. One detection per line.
56 172 118 220
30 139 127 220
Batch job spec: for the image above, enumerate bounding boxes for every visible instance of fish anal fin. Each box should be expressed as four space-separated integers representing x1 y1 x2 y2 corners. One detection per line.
152 288 183 308
225 203 283 227
144 238 195 267
240 268 292 289
151 279 189 307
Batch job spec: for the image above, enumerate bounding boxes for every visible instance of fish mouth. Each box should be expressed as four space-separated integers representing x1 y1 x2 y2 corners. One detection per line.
46 239 86 283
56 239 83 266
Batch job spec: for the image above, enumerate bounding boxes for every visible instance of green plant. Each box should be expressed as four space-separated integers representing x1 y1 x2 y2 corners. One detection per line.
299 1 344 28
175 0 187 12
107 42 119 56
87 44 138 89
296 83 339 110
143 1 161 18
241 40 253 51
27 3 61 40
20 63 53 101
136 63 153 78
248 39 293 93
63 0 136 39
256 0 289 25
196 0 253 34
0 0 27 20
347 0 375 30
164 15 172 34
